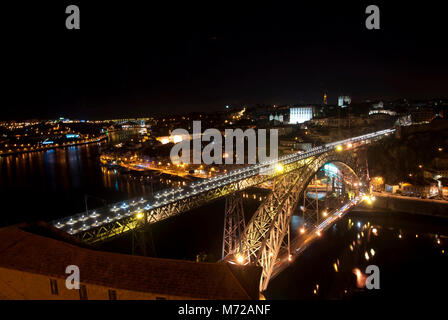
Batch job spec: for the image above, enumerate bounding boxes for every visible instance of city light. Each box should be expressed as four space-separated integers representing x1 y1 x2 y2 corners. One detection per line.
335 145 343 152
275 163 284 173
333 262 339 272
353 268 366 288
361 194 375 205
235 254 245 265
365 252 370 261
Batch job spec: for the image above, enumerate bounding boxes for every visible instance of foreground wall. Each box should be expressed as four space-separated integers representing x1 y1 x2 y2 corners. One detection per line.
0 267 191 300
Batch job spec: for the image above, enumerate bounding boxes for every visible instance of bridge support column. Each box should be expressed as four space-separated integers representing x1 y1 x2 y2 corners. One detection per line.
131 214 156 257
132 228 148 256
302 175 320 229
222 192 246 260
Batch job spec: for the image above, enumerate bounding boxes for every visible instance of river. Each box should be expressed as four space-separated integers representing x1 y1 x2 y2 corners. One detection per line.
0 130 151 226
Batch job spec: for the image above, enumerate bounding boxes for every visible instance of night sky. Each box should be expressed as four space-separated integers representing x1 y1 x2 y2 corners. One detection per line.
3 1 448 119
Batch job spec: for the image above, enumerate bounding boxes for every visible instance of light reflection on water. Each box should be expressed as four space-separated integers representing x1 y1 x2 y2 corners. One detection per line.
265 210 448 299
0 130 153 225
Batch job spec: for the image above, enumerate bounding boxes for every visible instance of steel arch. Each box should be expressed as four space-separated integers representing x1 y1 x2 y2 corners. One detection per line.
238 149 361 291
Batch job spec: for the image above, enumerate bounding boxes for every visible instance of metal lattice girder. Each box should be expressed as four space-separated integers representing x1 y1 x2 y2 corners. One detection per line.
239 150 361 291
302 181 320 229
59 129 393 244
222 192 246 259
75 150 314 244
131 211 158 257
132 227 148 257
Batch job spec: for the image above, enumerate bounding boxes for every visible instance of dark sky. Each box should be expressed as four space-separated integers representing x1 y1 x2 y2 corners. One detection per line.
2 1 448 120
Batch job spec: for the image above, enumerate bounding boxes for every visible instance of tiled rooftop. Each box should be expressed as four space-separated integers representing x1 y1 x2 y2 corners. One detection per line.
0 223 261 300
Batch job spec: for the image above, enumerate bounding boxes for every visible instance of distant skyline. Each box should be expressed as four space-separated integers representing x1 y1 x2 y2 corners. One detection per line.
3 2 448 120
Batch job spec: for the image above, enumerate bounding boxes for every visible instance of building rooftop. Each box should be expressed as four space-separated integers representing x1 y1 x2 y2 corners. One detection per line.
0 222 261 300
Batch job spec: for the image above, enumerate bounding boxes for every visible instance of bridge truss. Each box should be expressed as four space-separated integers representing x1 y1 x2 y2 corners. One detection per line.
229 150 363 291
49 128 395 291
72 152 312 244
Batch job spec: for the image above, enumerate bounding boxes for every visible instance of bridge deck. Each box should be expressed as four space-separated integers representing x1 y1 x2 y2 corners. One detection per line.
51 129 395 243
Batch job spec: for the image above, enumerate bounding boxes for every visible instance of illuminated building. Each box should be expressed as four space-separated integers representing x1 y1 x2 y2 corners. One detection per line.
269 114 284 122
338 96 351 108
369 109 397 116
289 106 314 124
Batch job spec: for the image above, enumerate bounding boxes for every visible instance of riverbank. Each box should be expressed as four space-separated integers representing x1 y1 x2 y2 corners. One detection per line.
367 192 448 218
0 135 108 156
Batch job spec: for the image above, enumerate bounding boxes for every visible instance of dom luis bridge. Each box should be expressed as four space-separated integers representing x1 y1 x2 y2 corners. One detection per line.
52 128 395 291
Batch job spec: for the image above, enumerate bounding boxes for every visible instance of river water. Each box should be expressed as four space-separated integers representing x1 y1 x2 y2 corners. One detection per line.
266 209 448 299
0 131 447 299
0 130 154 226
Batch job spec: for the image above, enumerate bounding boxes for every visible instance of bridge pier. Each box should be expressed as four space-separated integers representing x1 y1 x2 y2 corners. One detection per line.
131 224 156 257
302 174 320 229
222 192 246 260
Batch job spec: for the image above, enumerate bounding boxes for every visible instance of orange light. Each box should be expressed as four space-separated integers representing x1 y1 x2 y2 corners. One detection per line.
236 254 244 264
353 268 366 288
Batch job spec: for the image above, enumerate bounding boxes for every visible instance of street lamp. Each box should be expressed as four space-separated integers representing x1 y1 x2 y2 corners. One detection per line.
235 254 245 265
275 163 284 173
